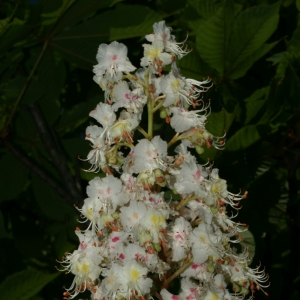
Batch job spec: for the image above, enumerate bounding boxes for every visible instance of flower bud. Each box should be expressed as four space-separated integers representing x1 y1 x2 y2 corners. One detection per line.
139 230 152 246
207 263 214 273
100 213 114 226
153 243 162 252
160 108 169 119
195 145 204 154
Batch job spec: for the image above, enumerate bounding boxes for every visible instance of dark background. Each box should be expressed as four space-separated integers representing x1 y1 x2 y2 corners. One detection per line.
0 0 299 299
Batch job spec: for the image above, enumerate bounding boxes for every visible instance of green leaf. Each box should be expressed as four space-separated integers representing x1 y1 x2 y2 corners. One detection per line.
32 175 74 221
199 108 235 161
177 47 213 80
297 0 300 10
229 40 279 79
0 270 60 300
239 229 256 264
52 5 159 70
187 0 222 20
0 20 32 58
51 0 121 36
41 0 76 26
109 6 161 41
225 124 265 151
0 210 12 239
0 154 29 201
196 0 235 75
226 2 280 77
57 96 100 133
244 87 269 125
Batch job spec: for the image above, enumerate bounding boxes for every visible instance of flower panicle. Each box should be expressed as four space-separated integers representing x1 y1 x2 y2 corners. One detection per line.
59 20 269 300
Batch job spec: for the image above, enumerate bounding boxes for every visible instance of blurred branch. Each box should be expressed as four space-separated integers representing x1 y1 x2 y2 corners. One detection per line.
3 139 74 204
25 103 83 204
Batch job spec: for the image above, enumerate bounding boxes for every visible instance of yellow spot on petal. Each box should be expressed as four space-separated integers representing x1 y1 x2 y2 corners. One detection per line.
130 269 140 281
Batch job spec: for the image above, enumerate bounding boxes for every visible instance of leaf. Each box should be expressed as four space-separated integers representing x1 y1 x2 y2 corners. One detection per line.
187 0 222 20
226 2 280 77
229 40 279 79
176 47 213 80
0 154 29 201
32 175 74 221
0 210 12 239
239 229 256 264
196 0 235 75
244 87 269 125
41 0 76 26
52 5 159 70
0 20 32 58
51 0 121 36
297 0 300 10
225 125 261 151
57 96 100 132
109 6 161 41
0 270 60 300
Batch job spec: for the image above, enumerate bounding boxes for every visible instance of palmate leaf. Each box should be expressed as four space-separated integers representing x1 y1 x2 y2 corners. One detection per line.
229 40 279 79
226 2 280 78
0 270 60 300
176 46 214 80
225 124 261 151
109 6 161 41
196 0 235 75
187 0 221 20
244 87 269 125
41 0 76 26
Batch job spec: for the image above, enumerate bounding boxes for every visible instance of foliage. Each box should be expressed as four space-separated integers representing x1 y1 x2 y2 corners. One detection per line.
0 0 300 299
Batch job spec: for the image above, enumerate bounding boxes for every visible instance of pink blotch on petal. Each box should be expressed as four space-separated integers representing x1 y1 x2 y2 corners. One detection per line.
112 236 120 242
171 295 179 300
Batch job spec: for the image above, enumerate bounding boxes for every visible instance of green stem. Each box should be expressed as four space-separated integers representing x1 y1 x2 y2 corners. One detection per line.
163 258 193 288
152 97 166 113
143 67 154 140
1 40 49 138
137 126 150 139
123 73 146 88
176 194 198 211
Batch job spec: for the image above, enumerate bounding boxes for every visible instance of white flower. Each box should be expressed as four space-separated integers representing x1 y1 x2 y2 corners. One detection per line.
143 208 166 243
141 40 173 71
112 80 147 115
86 175 129 215
93 41 136 82
170 217 191 261
117 260 153 295
181 262 212 282
89 102 116 128
133 136 168 173
190 223 223 264
120 200 147 242
160 71 189 107
146 21 190 59
170 107 207 133
174 159 208 197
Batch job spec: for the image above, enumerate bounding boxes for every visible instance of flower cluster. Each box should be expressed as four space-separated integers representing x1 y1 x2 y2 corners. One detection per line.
59 21 269 300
